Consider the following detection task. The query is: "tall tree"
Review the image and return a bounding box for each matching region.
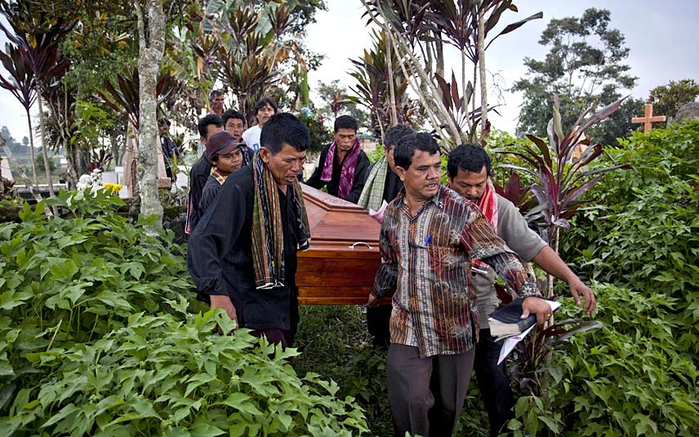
[134,0,165,232]
[513,8,637,139]
[647,79,699,124]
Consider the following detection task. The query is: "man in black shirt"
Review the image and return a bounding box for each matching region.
[187,113,311,347]
[185,114,223,234]
[306,115,369,204]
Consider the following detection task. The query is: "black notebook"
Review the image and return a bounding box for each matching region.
[488,298,559,340]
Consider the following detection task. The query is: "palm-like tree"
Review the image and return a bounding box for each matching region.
[0,42,39,186]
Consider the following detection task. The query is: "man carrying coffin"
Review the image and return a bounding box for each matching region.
[188,113,311,347]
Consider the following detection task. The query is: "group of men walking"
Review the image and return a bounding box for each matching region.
[185,94,596,436]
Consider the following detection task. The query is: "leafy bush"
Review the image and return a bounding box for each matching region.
[0,190,369,436]
[508,283,699,436]
[4,310,368,436]
[562,120,699,352]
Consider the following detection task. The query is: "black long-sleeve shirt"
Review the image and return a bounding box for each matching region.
[187,166,299,330]
[306,143,370,204]
[185,154,212,234]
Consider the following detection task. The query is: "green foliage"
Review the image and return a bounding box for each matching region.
[3,310,368,436]
[34,153,56,173]
[316,80,370,131]
[0,190,367,435]
[366,143,385,164]
[562,120,699,347]
[508,283,699,436]
[514,8,637,139]
[647,79,699,122]
[296,110,332,155]
[503,118,699,436]
[294,305,392,436]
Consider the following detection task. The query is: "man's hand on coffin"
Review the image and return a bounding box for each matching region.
[366,293,380,308]
[210,295,238,328]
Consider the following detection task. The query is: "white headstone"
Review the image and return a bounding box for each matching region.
[1,157,13,182]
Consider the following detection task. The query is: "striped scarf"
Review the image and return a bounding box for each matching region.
[320,138,361,199]
[210,167,228,185]
[357,156,389,212]
[251,152,311,289]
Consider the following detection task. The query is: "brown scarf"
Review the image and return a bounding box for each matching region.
[250,152,310,289]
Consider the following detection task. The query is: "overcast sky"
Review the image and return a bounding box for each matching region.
[1,0,698,145]
[305,0,699,133]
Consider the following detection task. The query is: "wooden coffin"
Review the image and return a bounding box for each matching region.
[297,184,390,305]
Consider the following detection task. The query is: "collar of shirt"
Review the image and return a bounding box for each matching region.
[396,186,445,217]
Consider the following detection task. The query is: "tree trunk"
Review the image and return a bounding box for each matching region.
[477,2,488,132]
[37,97,55,197]
[135,0,165,233]
[25,109,38,187]
[385,32,398,126]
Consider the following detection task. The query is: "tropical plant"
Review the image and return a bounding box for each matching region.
[0,0,74,198]
[361,0,542,146]
[0,42,38,187]
[348,29,414,139]
[496,94,631,253]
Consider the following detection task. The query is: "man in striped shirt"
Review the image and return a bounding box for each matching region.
[367,132,551,437]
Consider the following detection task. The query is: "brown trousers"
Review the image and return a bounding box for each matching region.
[387,344,476,437]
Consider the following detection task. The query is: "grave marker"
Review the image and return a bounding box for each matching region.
[632,103,666,134]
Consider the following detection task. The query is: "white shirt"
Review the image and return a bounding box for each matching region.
[241,125,262,152]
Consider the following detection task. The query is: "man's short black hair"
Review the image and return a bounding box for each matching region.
[197,114,223,139]
[222,109,245,125]
[261,113,310,155]
[447,144,492,179]
[333,115,358,133]
[383,124,414,151]
[209,89,224,100]
[394,132,440,170]
[253,96,278,115]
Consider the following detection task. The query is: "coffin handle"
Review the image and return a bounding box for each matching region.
[349,241,373,250]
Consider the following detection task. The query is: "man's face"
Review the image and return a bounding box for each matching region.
[211,95,225,112]
[158,123,169,135]
[449,166,488,202]
[334,128,357,153]
[225,118,245,140]
[215,148,243,175]
[260,143,307,187]
[257,103,275,126]
[386,144,397,173]
[396,149,441,201]
[202,124,223,144]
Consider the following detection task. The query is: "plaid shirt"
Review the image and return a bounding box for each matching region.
[371,186,540,358]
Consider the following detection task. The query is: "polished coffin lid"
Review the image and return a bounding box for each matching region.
[297,183,390,305]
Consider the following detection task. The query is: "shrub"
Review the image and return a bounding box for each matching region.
[0,190,369,436]
[508,283,699,436]
[562,120,699,352]
[3,310,368,436]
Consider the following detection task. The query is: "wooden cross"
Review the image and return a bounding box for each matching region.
[632,103,666,134]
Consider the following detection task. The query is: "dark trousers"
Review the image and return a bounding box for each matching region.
[474,328,515,436]
[387,343,476,437]
[367,305,392,347]
[251,327,296,349]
